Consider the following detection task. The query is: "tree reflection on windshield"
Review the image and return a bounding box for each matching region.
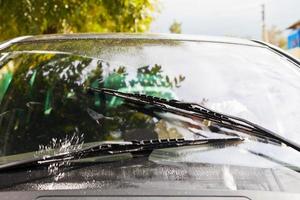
[0,52,185,156]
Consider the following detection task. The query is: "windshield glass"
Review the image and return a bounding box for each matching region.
[1,39,300,155]
[0,39,300,192]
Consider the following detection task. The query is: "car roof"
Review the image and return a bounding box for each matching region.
[1,33,263,49]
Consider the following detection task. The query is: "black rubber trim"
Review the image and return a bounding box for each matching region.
[251,40,300,67]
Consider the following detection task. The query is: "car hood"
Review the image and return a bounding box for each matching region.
[1,140,300,193]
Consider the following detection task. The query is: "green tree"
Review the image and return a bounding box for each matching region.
[0,0,158,41]
[169,20,182,34]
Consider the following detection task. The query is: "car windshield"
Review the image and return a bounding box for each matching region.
[0,39,300,155]
[0,36,300,192]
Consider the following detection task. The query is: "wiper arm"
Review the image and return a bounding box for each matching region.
[0,137,242,172]
[88,87,300,152]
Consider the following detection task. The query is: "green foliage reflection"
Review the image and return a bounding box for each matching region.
[0,52,185,156]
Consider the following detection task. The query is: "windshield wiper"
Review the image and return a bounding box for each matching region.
[87,87,300,152]
[0,137,242,172]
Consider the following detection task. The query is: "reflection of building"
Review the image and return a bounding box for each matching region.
[287,20,300,59]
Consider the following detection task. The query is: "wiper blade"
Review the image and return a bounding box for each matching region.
[88,87,300,152]
[0,137,242,172]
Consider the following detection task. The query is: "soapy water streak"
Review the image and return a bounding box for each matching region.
[35,132,85,181]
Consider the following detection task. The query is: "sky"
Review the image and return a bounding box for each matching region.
[150,0,300,39]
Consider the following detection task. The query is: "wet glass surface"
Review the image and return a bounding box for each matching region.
[1,39,300,192]
[0,51,191,156]
[1,40,300,156]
